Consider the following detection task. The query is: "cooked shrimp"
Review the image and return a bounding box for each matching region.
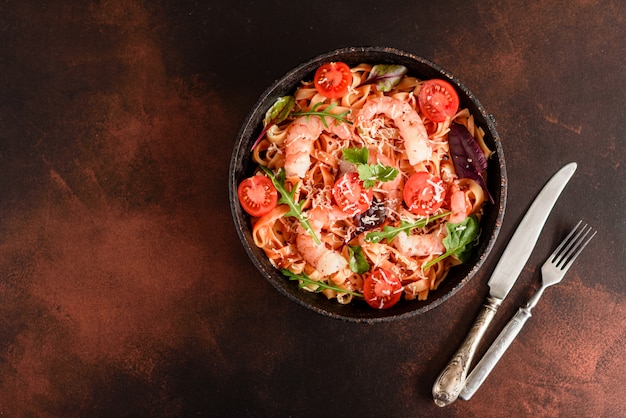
[284,116,352,178]
[356,96,431,166]
[392,230,445,257]
[296,207,349,276]
[449,183,472,224]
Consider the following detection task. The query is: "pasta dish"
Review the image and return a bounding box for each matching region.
[237,61,492,309]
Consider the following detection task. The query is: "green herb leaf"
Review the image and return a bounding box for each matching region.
[281,268,363,297]
[423,216,480,269]
[259,166,321,245]
[348,245,370,274]
[362,65,408,92]
[358,163,399,188]
[342,147,399,188]
[251,96,295,150]
[266,96,295,126]
[443,216,480,262]
[291,102,352,128]
[364,212,450,243]
[342,147,369,165]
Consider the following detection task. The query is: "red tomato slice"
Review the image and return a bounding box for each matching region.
[332,172,373,216]
[237,175,278,217]
[313,62,352,99]
[403,172,446,216]
[418,79,460,123]
[363,269,403,309]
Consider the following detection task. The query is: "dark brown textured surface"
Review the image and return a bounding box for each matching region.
[1,1,624,417]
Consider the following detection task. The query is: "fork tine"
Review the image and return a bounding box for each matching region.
[549,220,582,266]
[552,220,597,271]
[563,226,596,270]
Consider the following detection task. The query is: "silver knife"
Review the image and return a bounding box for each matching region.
[432,162,577,407]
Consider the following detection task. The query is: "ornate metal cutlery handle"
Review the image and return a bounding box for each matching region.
[432,296,502,407]
[459,306,532,400]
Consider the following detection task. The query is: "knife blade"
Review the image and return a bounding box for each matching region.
[432,162,577,407]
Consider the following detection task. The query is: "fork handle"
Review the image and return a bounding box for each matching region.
[432,295,501,407]
[459,307,532,400]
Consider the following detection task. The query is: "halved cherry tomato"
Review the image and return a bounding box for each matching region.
[403,172,446,216]
[332,172,373,216]
[363,268,403,309]
[237,175,278,217]
[417,79,460,123]
[313,62,352,99]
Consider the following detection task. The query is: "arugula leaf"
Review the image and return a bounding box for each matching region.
[291,102,352,128]
[364,212,450,243]
[361,64,408,92]
[348,245,370,274]
[342,147,399,188]
[281,268,363,297]
[259,166,321,245]
[423,216,480,269]
[251,96,295,150]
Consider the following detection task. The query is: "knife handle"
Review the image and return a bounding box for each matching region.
[432,295,502,407]
[459,306,532,400]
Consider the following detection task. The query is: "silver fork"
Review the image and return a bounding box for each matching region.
[459,220,596,400]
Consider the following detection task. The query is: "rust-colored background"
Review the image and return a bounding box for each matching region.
[1,1,625,417]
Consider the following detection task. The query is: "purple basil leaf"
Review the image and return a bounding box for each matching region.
[448,123,494,203]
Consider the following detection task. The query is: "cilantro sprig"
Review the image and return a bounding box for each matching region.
[342,147,399,188]
[364,212,450,243]
[281,269,363,298]
[260,165,321,245]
